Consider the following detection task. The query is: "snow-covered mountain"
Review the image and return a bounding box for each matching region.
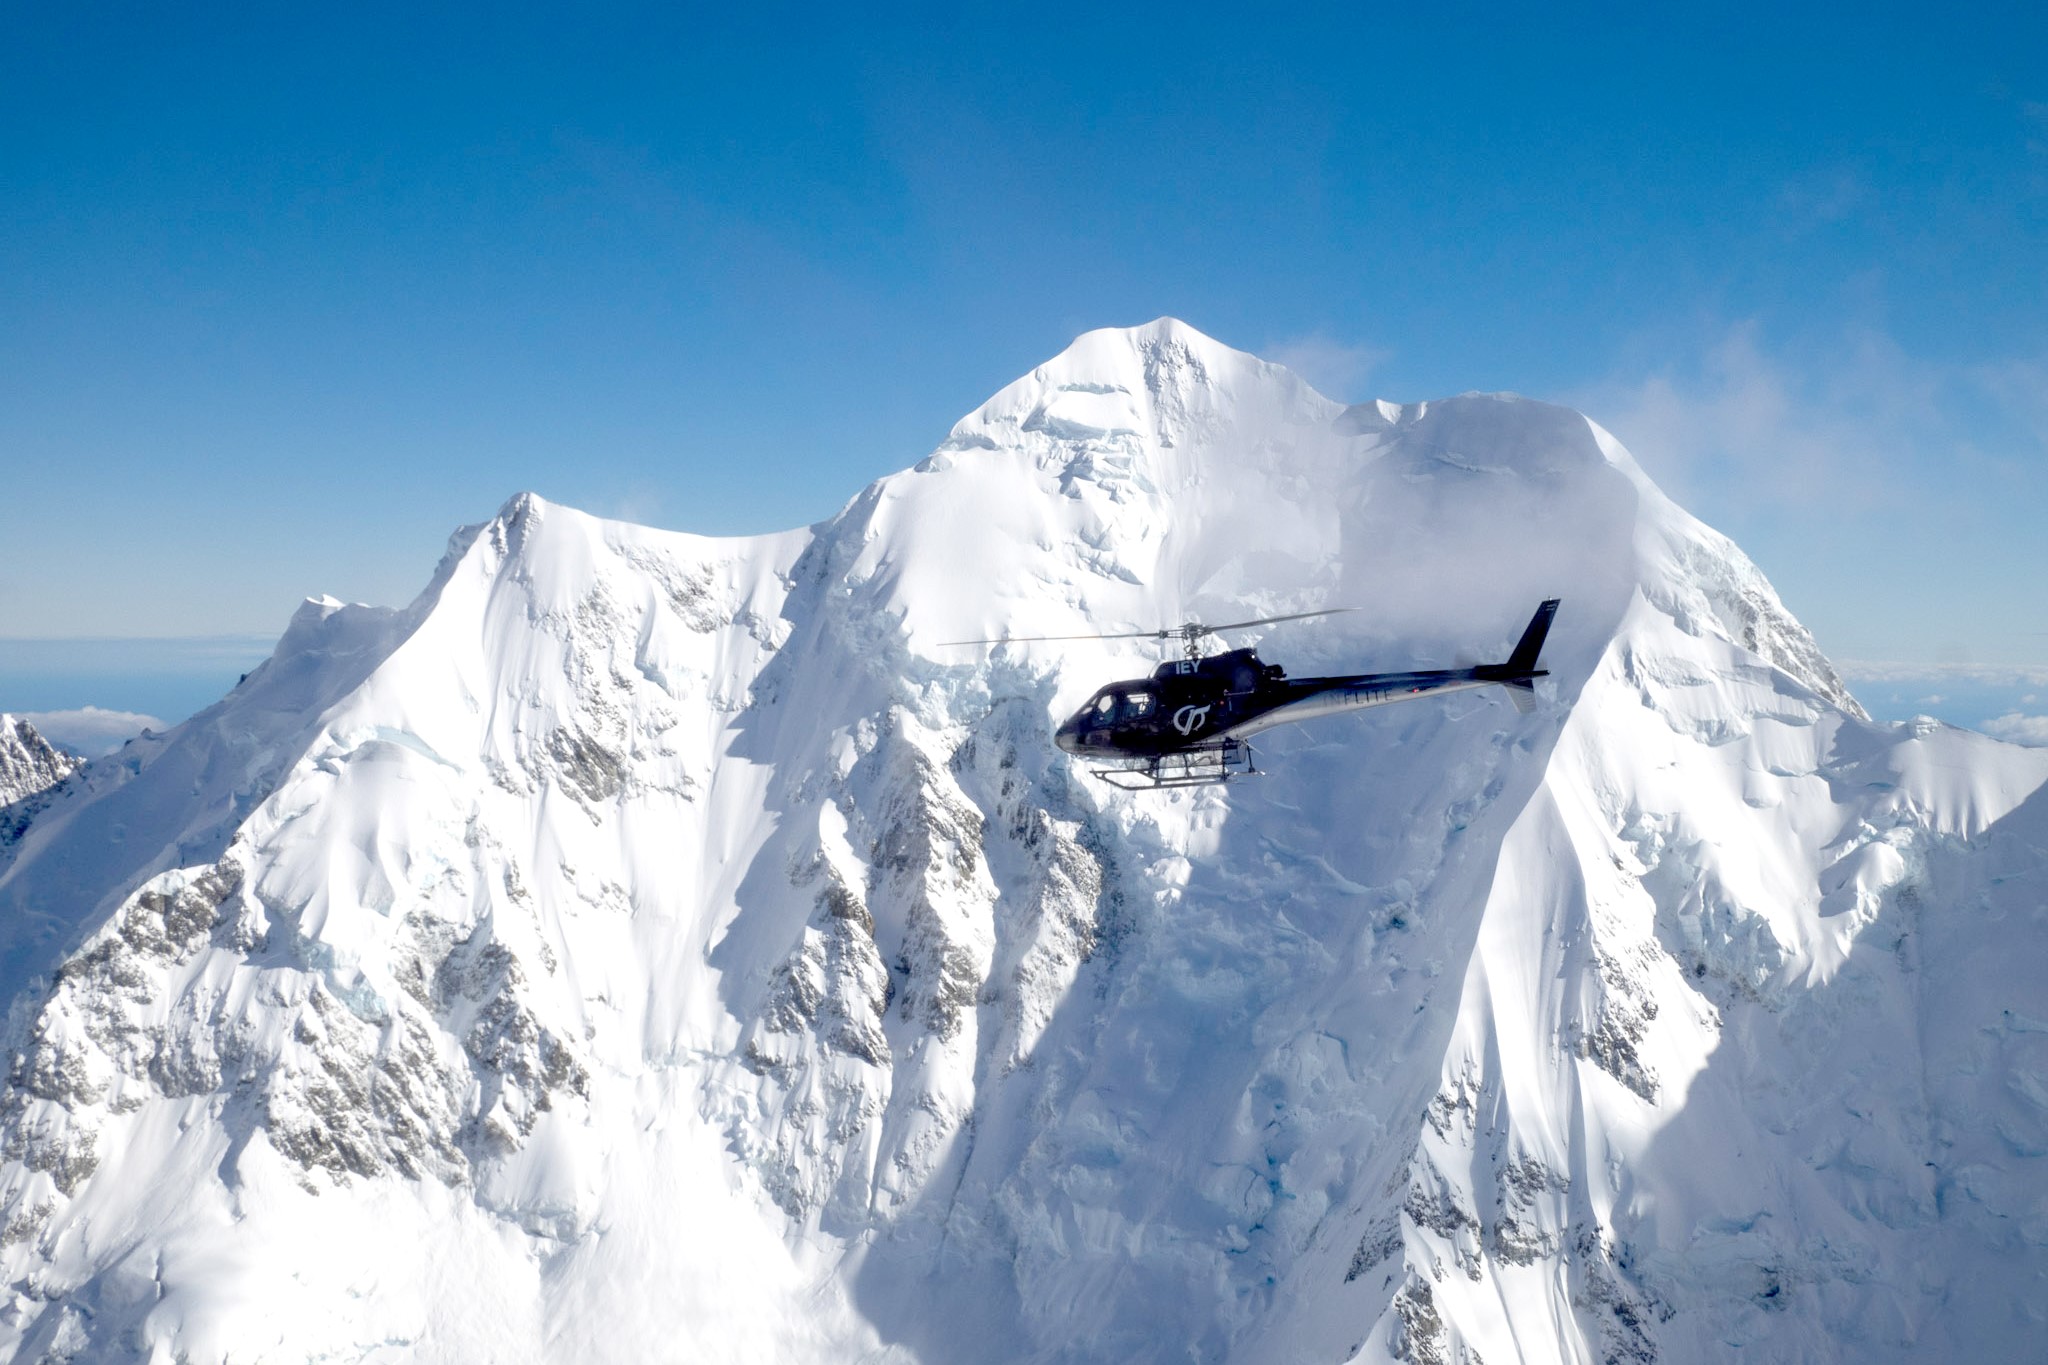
[1,319,2043,1364]
[0,717,81,851]
[0,717,77,809]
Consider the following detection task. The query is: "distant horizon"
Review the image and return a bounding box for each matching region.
[6,630,2045,755]
[7,307,2045,661]
[6,321,2047,748]
[6,5,2043,732]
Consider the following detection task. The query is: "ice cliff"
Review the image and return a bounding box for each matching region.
[0,320,2042,1363]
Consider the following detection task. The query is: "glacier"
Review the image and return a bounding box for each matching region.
[0,318,2043,1363]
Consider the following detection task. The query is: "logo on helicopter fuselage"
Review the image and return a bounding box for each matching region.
[1172,703,1212,736]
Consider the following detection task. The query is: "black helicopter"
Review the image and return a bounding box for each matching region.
[951,599,1558,788]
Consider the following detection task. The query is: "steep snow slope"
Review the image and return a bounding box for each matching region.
[0,320,2041,1364]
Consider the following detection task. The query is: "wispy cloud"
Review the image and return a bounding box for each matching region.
[0,636,276,674]
[602,482,668,529]
[23,706,163,756]
[1568,321,2048,674]
[1839,662,2048,686]
[1984,712,2048,747]
[2023,100,2048,159]
[1774,165,1870,231]
[1577,322,2048,523]
[1572,321,1957,512]
[1969,352,2048,451]
[1264,332,1390,403]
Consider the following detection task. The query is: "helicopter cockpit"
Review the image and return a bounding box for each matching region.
[1114,689,1155,719]
[1087,686,1155,724]
[1056,685,1157,752]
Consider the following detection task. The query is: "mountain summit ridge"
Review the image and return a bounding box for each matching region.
[0,321,2041,1363]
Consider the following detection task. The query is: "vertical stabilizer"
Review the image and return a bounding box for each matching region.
[1503,598,1560,676]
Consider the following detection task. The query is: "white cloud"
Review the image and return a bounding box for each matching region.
[23,707,164,757]
[1572,321,1951,512]
[1575,324,2048,550]
[1775,165,1869,229]
[1570,324,2048,676]
[602,480,668,528]
[1264,332,1390,404]
[1983,713,2048,747]
[1839,661,2048,687]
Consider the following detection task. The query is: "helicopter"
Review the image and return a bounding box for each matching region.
[948,599,1559,789]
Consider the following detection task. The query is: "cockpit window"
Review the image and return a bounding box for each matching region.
[1087,690,1156,725]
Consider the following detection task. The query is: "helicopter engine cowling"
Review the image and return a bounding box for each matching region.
[1199,648,1273,695]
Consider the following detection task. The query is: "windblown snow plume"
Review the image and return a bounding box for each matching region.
[0,321,2042,1363]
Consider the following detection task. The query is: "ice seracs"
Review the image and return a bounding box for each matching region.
[0,319,2042,1363]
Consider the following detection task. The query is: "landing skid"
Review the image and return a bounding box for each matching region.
[1090,740,1259,790]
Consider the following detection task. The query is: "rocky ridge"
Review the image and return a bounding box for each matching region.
[0,718,80,851]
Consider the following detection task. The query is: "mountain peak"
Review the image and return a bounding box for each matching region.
[940,317,1337,457]
[1056,315,1251,380]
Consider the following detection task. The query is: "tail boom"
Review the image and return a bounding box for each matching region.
[1218,599,1562,741]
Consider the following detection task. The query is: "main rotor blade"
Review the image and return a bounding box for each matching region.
[939,608,1356,647]
[1192,607,1358,635]
[936,628,1170,646]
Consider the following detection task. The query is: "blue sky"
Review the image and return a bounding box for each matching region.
[4,3,2045,735]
